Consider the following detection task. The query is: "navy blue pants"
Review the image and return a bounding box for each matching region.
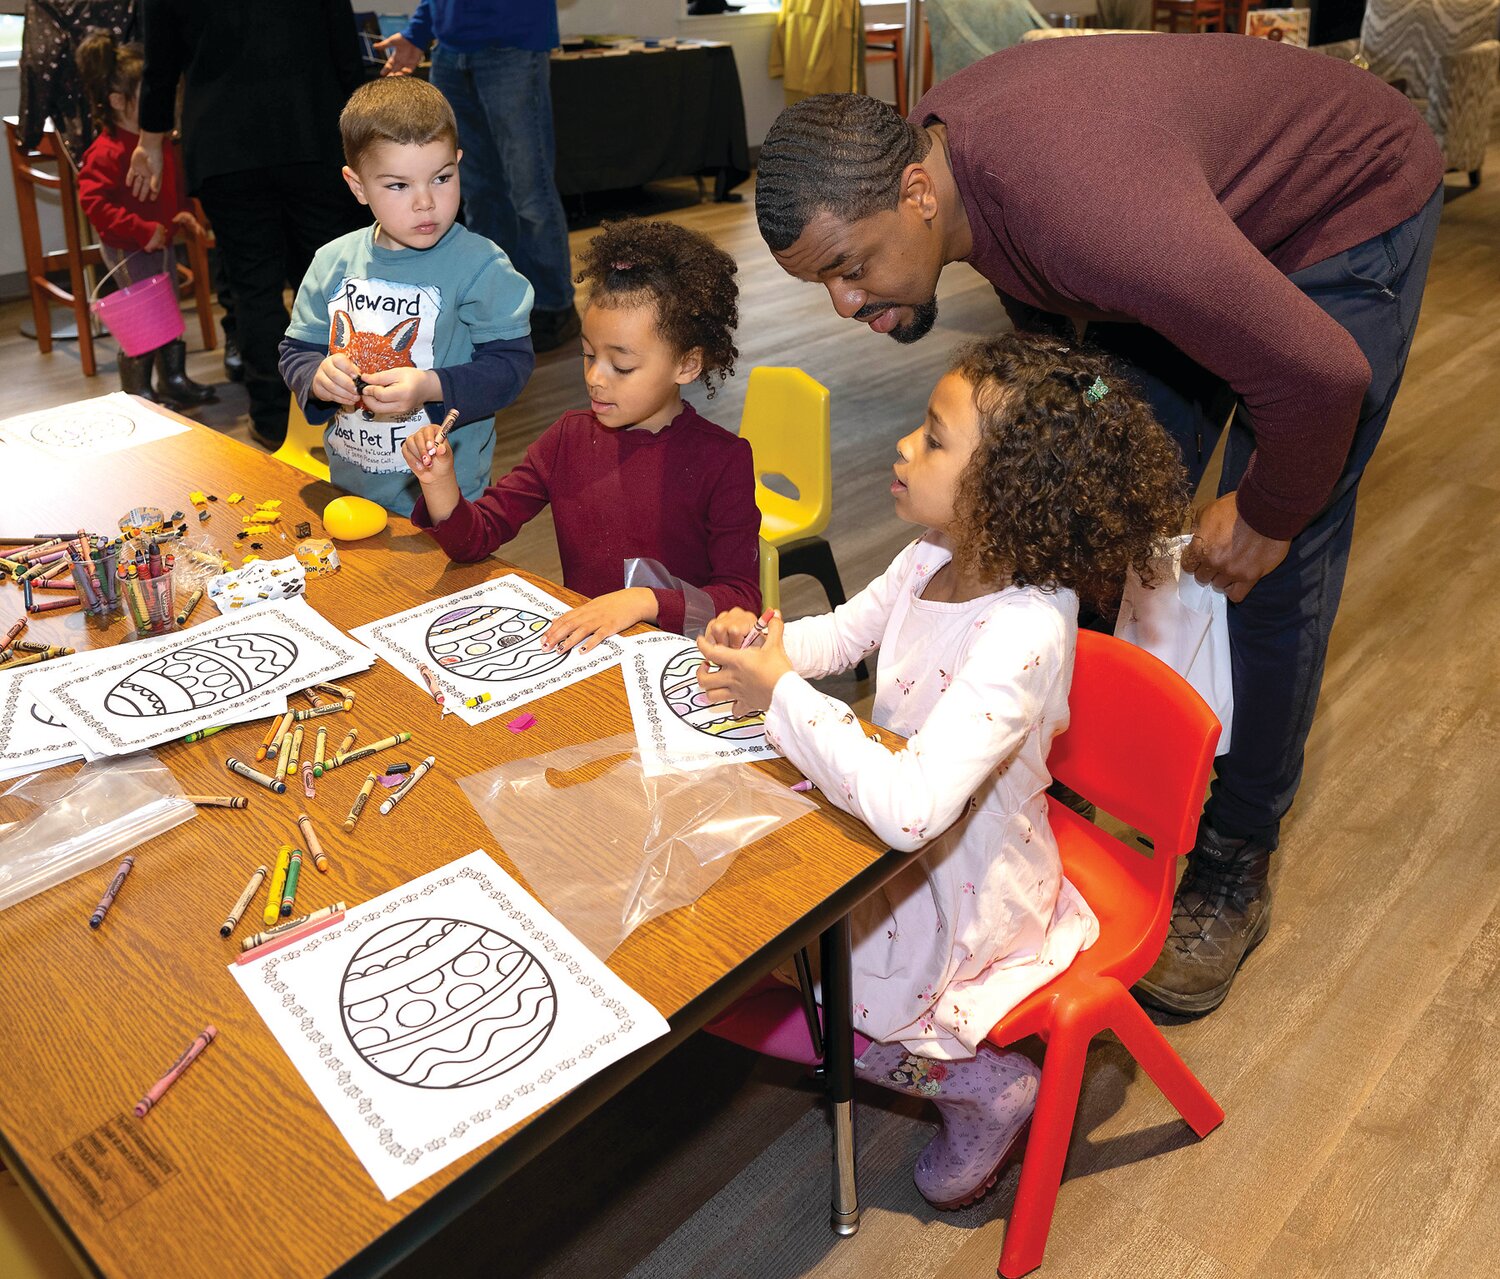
[1089,186,1442,846]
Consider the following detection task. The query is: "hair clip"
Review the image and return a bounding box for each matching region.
[1085,376,1109,404]
[611,260,635,271]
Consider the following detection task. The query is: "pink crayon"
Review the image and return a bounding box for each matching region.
[134,1026,217,1118]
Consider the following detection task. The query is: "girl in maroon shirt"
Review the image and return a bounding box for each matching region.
[76,32,214,409]
[403,219,761,649]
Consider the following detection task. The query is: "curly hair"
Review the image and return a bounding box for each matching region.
[756,94,931,251]
[574,219,739,398]
[76,33,143,136]
[949,333,1189,607]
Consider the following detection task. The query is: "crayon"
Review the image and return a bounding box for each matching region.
[297,813,329,872]
[238,901,346,951]
[226,756,286,794]
[3,618,27,648]
[331,732,411,770]
[180,725,228,744]
[185,795,248,809]
[287,725,303,775]
[134,1026,217,1118]
[790,779,817,793]
[336,727,358,756]
[343,770,378,832]
[417,663,445,709]
[739,608,775,650]
[385,761,411,775]
[28,596,80,613]
[175,586,204,627]
[292,702,346,722]
[13,641,73,655]
[0,651,46,671]
[255,715,281,762]
[313,726,327,776]
[301,760,316,799]
[220,864,268,935]
[463,692,492,709]
[268,709,295,761]
[32,580,83,593]
[379,754,436,815]
[262,846,290,926]
[279,846,303,916]
[88,855,135,929]
[236,908,345,964]
[274,731,294,785]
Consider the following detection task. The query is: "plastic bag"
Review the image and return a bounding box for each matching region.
[623,557,717,638]
[1115,535,1233,753]
[0,752,196,912]
[457,733,816,959]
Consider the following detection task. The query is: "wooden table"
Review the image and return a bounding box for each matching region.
[0,405,908,1278]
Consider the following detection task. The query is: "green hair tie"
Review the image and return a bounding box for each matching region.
[1085,376,1109,404]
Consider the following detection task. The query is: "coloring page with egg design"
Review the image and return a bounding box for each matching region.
[30,597,373,757]
[0,391,189,457]
[351,575,626,725]
[231,850,668,1200]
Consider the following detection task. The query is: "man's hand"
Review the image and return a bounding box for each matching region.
[1181,491,1291,604]
[542,589,658,654]
[128,134,164,200]
[374,32,425,76]
[695,611,794,717]
[360,366,441,417]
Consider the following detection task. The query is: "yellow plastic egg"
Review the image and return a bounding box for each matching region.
[322,496,388,541]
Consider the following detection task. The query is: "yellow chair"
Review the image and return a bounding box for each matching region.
[740,367,866,679]
[272,395,330,482]
[759,536,780,613]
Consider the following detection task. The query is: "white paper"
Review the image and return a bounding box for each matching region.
[29,598,372,758]
[0,661,94,779]
[351,575,624,726]
[0,392,189,457]
[621,631,777,777]
[207,556,307,614]
[231,850,669,1200]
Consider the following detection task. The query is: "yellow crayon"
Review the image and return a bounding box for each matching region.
[313,726,327,777]
[331,731,411,770]
[262,845,291,926]
[287,725,303,775]
[342,771,379,833]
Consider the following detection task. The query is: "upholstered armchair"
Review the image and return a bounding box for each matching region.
[1317,0,1499,185]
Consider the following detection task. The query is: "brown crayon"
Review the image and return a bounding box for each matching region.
[296,813,329,872]
[220,865,268,936]
[89,855,135,929]
[184,794,248,809]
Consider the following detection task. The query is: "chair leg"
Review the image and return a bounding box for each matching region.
[1109,990,1224,1138]
[999,1022,1091,1279]
[778,537,870,681]
[1469,169,1482,189]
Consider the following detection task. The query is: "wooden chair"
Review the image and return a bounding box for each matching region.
[5,116,103,375]
[864,18,933,116]
[1153,0,1226,31]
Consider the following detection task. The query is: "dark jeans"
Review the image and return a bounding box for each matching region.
[1089,185,1442,846]
[196,161,363,438]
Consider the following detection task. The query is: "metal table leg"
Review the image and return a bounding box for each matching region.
[821,915,859,1235]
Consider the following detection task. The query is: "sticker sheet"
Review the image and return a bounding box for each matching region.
[231,850,669,1200]
[622,630,777,777]
[0,392,189,457]
[207,556,307,614]
[29,598,372,758]
[351,575,624,726]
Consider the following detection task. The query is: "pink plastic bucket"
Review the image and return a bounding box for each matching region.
[90,263,183,356]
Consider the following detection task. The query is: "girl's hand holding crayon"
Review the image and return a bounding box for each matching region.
[696,610,793,716]
[542,588,658,654]
[702,607,761,649]
[313,354,362,408]
[401,423,456,484]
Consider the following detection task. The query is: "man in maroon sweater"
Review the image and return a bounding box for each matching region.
[754,34,1444,1015]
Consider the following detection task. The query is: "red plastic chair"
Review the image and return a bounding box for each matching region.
[986,628,1223,1276]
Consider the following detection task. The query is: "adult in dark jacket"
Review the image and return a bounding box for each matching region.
[754,34,1444,1016]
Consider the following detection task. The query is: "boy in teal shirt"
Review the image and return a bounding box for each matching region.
[279,76,534,513]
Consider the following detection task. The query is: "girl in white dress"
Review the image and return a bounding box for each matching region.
[700,333,1188,1209]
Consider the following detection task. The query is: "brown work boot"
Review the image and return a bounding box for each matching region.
[1134,822,1272,1016]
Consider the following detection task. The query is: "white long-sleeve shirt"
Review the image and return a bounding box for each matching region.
[764,535,1099,1058]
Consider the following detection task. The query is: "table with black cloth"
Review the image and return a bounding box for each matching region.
[548,45,750,201]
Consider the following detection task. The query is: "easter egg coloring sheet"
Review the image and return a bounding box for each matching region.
[231,850,668,1199]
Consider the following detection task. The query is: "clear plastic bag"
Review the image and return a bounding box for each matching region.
[0,752,196,912]
[457,733,816,959]
[623,556,717,638]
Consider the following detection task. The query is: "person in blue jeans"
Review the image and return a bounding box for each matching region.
[376,1,580,353]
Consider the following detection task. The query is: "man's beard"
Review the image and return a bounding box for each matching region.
[854,299,940,344]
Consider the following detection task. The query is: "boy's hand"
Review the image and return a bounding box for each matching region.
[361,366,440,417]
[400,423,455,484]
[696,612,793,717]
[171,210,205,239]
[312,354,361,408]
[702,608,761,649]
[542,588,658,655]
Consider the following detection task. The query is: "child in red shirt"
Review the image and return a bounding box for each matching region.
[76,32,215,410]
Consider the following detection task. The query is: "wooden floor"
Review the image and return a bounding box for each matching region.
[4,124,1499,1279]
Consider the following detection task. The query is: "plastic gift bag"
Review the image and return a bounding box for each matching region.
[0,752,196,913]
[623,557,717,638]
[457,733,816,959]
[1115,535,1234,753]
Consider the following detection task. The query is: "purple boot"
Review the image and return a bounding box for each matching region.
[855,1040,1039,1210]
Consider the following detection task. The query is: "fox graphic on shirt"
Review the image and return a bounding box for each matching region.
[323,276,441,475]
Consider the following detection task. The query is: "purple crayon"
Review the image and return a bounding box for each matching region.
[89,855,135,929]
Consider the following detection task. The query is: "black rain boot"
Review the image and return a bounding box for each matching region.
[1134,821,1273,1016]
[223,334,244,382]
[154,339,218,409]
[117,351,159,402]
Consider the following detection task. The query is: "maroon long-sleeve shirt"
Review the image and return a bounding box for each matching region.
[914,34,1443,540]
[412,402,762,633]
